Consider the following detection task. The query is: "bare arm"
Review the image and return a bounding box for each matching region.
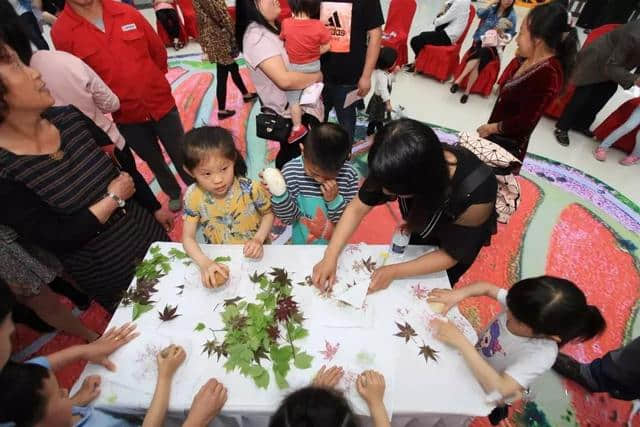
[142,377,172,427]
[319,42,331,55]
[253,212,274,244]
[363,28,382,80]
[324,196,373,262]
[182,219,211,269]
[389,248,458,278]
[258,55,321,90]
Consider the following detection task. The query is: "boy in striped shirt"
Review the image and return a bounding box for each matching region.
[271,123,359,244]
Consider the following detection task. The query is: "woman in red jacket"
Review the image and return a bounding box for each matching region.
[476,2,579,172]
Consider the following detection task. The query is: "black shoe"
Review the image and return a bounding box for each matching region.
[218,109,236,119]
[573,127,594,138]
[242,93,258,102]
[552,353,598,392]
[554,128,570,146]
[460,94,469,104]
[450,83,460,94]
[404,63,416,73]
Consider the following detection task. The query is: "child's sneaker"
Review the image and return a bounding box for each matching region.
[288,125,308,144]
[593,147,607,161]
[619,155,640,166]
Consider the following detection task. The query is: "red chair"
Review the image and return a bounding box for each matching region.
[381,0,417,67]
[415,4,475,82]
[453,48,500,96]
[594,97,640,154]
[543,23,621,119]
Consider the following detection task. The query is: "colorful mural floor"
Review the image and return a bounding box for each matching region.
[14,55,640,426]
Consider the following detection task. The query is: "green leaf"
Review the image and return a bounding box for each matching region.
[293,352,313,370]
[274,370,288,389]
[254,368,270,389]
[214,256,231,263]
[132,303,153,321]
[168,248,188,259]
[290,326,309,341]
[194,322,206,332]
[150,245,161,254]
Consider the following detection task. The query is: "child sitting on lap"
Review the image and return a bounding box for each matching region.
[267,123,359,244]
[182,126,274,287]
[280,0,331,143]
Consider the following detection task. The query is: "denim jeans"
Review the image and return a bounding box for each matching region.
[599,106,640,157]
[322,83,357,143]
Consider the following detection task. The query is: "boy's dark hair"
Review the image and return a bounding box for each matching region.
[269,386,359,427]
[507,276,606,345]
[303,123,351,173]
[0,278,15,322]
[183,126,247,177]
[376,46,398,70]
[0,361,50,427]
[288,0,321,19]
[0,0,33,65]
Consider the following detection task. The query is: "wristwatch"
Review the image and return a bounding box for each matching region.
[106,192,126,208]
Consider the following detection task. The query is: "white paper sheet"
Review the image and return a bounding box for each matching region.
[343,88,363,108]
[300,82,324,105]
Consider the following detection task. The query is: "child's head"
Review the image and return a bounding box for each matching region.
[288,0,321,18]
[300,123,351,184]
[0,279,15,370]
[506,276,606,345]
[269,386,359,427]
[0,362,72,427]
[376,46,398,71]
[183,126,247,198]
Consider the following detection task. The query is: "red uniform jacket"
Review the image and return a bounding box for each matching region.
[51,0,175,124]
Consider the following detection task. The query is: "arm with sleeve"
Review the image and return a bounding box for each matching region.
[271,164,304,225]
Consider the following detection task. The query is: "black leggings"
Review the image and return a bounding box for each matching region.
[216,62,248,111]
[410,28,451,56]
[156,9,181,39]
[467,42,498,71]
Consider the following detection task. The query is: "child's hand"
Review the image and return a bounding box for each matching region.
[184,379,228,427]
[430,318,468,348]
[71,375,102,406]
[368,265,398,294]
[313,365,344,388]
[157,344,186,379]
[320,180,338,202]
[83,323,139,371]
[356,370,386,407]
[427,288,465,315]
[385,101,393,112]
[243,238,264,259]
[200,260,229,288]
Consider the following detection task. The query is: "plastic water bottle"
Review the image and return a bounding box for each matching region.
[390,226,410,255]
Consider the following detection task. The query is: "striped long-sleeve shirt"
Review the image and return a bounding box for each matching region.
[271,156,359,244]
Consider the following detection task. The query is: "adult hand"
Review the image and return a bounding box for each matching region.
[477,123,498,138]
[312,256,338,291]
[184,379,228,427]
[430,318,468,349]
[71,375,101,406]
[426,288,465,315]
[154,209,174,232]
[313,365,344,388]
[243,238,264,259]
[200,261,229,288]
[356,370,386,407]
[368,265,397,294]
[83,323,139,371]
[320,180,338,202]
[107,172,135,200]
[357,74,372,97]
[157,345,186,380]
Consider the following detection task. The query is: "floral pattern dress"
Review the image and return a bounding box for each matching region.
[183,177,272,243]
[193,0,237,65]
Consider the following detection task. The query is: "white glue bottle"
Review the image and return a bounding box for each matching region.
[390,226,410,255]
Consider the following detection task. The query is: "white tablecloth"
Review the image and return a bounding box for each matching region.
[73,243,493,426]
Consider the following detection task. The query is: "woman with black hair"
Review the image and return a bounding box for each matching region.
[477,1,579,168]
[312,118,498,290]
[235,0,323,168]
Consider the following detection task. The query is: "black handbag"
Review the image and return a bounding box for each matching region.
[256,107,292,143]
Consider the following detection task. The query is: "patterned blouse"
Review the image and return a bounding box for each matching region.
[183,177,272,244]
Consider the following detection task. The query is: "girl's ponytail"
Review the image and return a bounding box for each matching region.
[577,305,606,342]
[555,26,579,81]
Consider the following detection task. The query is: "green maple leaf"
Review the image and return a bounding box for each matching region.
[253,367,270,389]
[132,303,153,321]
[274,370,288,389]
[194,322,206,332]
[249,271,265,283]
[214,256,232,263]
[168,248,188,260]
[293,352,313,369]
[223,296,243,307]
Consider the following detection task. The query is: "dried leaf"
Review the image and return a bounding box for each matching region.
[418,343,439,365]
[223,296,243,307]
[270,268,292,286]
[297,275,314,287]
[202,339,228,361]
[249,271,265,283]
[158,304,181,321]
[275,296,298,322]
[394,321,417,343]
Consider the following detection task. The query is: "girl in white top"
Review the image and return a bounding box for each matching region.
[366,46,399,136]
[428,276,605,405]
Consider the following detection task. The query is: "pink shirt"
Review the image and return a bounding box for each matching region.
[30,50,125,149]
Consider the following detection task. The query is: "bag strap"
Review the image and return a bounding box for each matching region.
[447,163,493,218]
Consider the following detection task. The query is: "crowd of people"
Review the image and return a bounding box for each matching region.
[0,0,639,425]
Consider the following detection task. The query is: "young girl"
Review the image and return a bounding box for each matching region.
[154,0,184,50]
[280,0,331,143]
[428,276,605,422]
[594,105,640,166]
[182,127,274,288]
[366,46,398,137]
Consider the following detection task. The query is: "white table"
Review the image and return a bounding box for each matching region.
[74,243,493,426]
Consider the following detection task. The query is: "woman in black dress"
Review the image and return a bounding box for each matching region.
[0,41,168,311]
[312,119,497,290]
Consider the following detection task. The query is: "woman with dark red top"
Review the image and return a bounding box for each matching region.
[476,2,579,172]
